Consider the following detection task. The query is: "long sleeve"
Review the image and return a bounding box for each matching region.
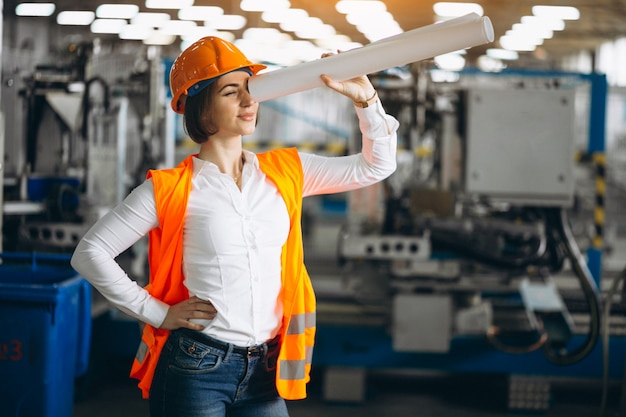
[70,180,170,327]
[300,98,399,196]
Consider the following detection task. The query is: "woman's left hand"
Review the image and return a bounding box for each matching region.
[319,51,377,104]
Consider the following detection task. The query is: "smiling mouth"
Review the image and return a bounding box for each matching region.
[239,113,256,121]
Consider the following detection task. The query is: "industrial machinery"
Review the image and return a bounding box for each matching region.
[312,69,625,412]
[2,39,170,263]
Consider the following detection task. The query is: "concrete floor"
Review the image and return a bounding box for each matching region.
[72,355,623,417]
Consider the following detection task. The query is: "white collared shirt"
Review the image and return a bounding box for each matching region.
[71,101,398,345]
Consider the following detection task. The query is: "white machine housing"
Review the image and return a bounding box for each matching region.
[464,87,577,207]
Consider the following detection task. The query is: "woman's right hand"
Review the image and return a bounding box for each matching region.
[160,296,217,331]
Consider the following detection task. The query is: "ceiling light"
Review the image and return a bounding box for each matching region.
[160,20,197,36]
[336,1,386,15]
[499,35,537,52]
[132,12,170,27]
[57,11,95,26]
[208,15,247,31]
[96,4,139,19]
[434,53,466,71]
[180,27,219,42]
[91,18,127,34]
[261,9,294,24]
[521,15,564,31]
[360,24,403,42]
[15,3,55,17]
[143,31,176,45]
[295,22,336,40]
[510,24,553,40]
[240,0,290,12]
[179,6,224,21]
[146,0,193,9]
[180,31,235,49]
[339,2,403,43]
[433,2,483,17]
[120,24,153,40]
[277,9,309,32]
[486,48,519,60]
[316,35,361,51]
[502,32,543,47]
[532,5,580,20]
[242,27,289,43]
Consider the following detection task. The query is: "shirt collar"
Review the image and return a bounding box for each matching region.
[191,149,259,178]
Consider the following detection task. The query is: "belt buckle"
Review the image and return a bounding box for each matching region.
[247,346,261,357]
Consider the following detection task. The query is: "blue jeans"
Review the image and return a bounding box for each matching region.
[149,329,289,417]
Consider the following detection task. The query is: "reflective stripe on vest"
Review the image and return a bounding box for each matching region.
[135,340,148,363]
[286,311,316,335]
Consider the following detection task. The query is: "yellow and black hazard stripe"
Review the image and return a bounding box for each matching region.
[592,152,606,250]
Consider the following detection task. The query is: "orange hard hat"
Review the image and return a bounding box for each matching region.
[169,36,267,114]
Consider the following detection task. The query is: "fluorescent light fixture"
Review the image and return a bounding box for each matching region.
[510,24,553,40]
[57,11,95,26]
[295,23,336,40]
[351,10,402,42]
[210,14,247,30]
[499,35,537,52]
[532,5,580,20]
[336,0,386,15]
[486,48,519,60]
[434,53,466,71]
[503,32,543,47]
[143,31,176,45]
[91,18,127,34]
[240,0,290,12]
[146,0,193,9]
[277,9,309,31]
[16,3,55,17]
[360,24,403,42]
[132,12,170,27]
[337,1,402,43]
[521,15,564,31]
[433,2,483,17]
[261,8,295,24]
[316,35,361,51]
[96,4,139,19]
[179,6,224,21]
[242,27,289,43]
[181,31,235,48]
[160,20,197,36]
[284,40,324,62]
[120,24,153,40]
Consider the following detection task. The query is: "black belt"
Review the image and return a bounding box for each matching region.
[177,328,279,358]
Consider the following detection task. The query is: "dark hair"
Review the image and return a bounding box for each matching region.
[183,82,217,144]
[182,77,260,143]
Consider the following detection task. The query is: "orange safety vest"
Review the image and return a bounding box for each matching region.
[130,147,316,400]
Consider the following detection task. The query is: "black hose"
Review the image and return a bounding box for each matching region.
[541,207,601,365]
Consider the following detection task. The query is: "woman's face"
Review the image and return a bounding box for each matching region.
[209,70,258,139]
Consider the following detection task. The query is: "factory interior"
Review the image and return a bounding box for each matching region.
[1,0,626,416]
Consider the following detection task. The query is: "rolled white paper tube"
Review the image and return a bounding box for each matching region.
[249,13,494,102]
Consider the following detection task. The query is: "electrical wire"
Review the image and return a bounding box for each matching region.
[600,266,626,417]
[486,318,549,354]
[541,207,601,365]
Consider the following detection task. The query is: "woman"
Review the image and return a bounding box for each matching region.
[71,36,398,417]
